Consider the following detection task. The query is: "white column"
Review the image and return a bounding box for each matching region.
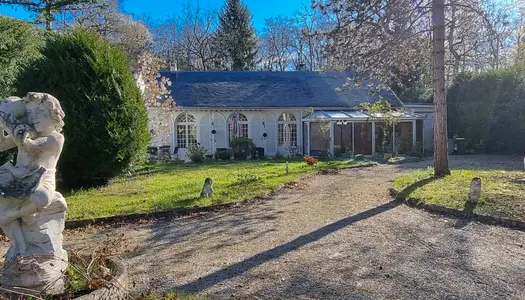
[299,111,303,153]
[371,121,376,155]
[412,119,417,146]
[329,121,335,156]
[171,117,175,152]
[307,121,311,156]
[352,122,355,154]
[422,117,426,156]
[211,112,216,153]
[392,124,396,154]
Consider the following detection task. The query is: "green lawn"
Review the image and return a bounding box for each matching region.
[394,168,525,222]
[66,159,373,221]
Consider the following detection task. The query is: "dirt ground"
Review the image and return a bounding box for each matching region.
[5,155,525,299]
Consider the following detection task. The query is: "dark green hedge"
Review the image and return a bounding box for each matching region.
[0,17,43,164]
[17,29,150,189]
[447,68,525,153]
[0,16,43,98]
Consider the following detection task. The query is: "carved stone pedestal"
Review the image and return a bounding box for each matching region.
[0,192,68,294]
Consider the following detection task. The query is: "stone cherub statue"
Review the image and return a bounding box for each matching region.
[0,93,68,294]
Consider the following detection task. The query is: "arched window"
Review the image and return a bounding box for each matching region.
[278,112,297,146]
[228,112,248,142]
[176,113,197,148]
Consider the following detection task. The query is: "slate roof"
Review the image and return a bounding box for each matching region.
[160,71,403,109]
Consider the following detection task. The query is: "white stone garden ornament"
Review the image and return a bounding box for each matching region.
[0,93,67,294]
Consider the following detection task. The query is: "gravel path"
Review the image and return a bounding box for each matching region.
[11,155,525,299]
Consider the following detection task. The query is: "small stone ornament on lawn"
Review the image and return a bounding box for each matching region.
[468,177,481,203]
[200,177,214,198]
[0,93,67,295]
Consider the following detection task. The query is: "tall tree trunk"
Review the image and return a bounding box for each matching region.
[45,3,52,30]
[432,0,451,176]
[447,3,461,77]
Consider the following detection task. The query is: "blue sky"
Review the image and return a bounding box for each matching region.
[0,0,311,31]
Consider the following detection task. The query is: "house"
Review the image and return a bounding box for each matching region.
[150,71,434,159]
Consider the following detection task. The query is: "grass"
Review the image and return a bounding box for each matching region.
[394,168,525,222]
[66,159,374,221]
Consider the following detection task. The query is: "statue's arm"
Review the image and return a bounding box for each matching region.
[18,134,63,153]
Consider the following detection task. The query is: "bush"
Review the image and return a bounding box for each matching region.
[448,68,525,154]
[229,137,256,160]
[0,16,43,98]
[235,173,259,185]
[187,143,207,163]
[0,17,42,166]
[215,149,232,160]
[17,29,149,189]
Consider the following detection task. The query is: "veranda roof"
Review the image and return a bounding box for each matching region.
[303,110,424,121]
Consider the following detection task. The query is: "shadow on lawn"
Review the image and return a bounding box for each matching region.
[392,155,524,171]
[174,200,401,293]
[128,161,248,178]
[396,176,439,202]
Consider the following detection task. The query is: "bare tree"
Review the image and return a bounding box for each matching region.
[314,0,432,80]
[150,15,178,69]
[177,2,220,70]
[446,0,484,78]
[313,0,452,175]
[261,16,296,71]
[57,0,121,34]
[58,0,152,69]
[479,0,517,69]
[151,2,220,71]
[259,8,329,72]
[513,4,525,65]
[293,4,329,71]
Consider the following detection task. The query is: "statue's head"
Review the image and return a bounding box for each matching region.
[23,93,65,133]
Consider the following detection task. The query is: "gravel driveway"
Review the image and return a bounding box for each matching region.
[23,156,525,299]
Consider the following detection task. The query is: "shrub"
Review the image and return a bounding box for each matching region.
[448,68,525,154]
[304,155,318,166]
[229,137,256,160]
[187,143,207,163]
[235,173,259,185]
[0,16,43,98]
[215,149,232,160]
[0,17,43,166]
[286,146,299,158]
[17,29,150,189]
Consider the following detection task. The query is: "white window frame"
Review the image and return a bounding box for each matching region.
[175,113,197,149]
[278,112,298,147]
[228,112,249,142]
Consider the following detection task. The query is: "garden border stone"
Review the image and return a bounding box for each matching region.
[389,188,525,231]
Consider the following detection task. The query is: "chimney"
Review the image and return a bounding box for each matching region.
[296,63,306,71]
[169,62,178,72]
